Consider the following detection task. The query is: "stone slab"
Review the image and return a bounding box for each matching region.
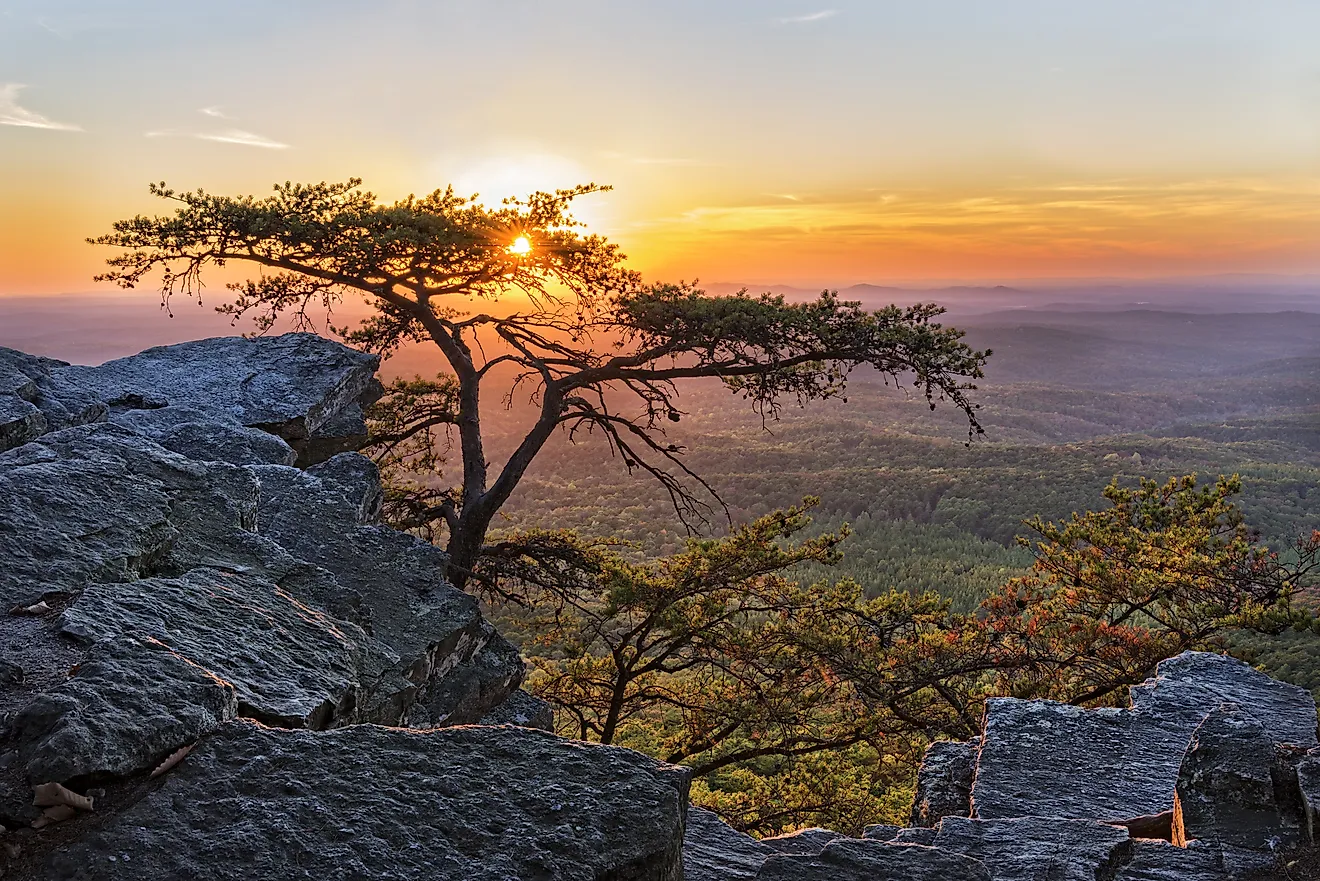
[38,722,690,881]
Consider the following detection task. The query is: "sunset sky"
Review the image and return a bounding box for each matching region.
[3,0,1320,295]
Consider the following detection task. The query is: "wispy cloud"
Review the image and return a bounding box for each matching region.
[195,129,288,149]
[198,106,230,119]
[774,9,838,24]
[145,123,289,149]
[0,84,81,131]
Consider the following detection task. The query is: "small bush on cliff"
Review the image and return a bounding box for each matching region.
[92,180,987,590]
[506,476,1316,834]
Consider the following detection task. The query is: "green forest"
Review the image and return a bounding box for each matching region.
[491,310,1320,698]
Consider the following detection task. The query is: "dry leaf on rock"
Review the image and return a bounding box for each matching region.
[151,742,196,778]
[31,782,93,811]
[31,805,77,829]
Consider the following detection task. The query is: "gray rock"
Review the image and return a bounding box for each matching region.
[893,826,939,845]
[933,817,1132,881]
[1132,652,1318,748]
[404,622,525,727]
[1298,755,1320,842]
[39,722,690,881]
[480,688,555,731]
[0,423,260,612]
[1113,840,1227,881]
[306,452,383,521]
[756,839,991,881]
[0,395,46,453]
[863,824,902,841]
[60,569,364,729]
[301,402,372,465]
[10,633,237,783]
[761,827,844,855]
[1174,706,1303,854]
[911,738,978,827]
[973,698,1188,827]
[971,652,1318,828]
[110,406,296,465]
[0,347,105,451]
[684,807,773,881]
[252,463,519,726]
[51,333,381,464]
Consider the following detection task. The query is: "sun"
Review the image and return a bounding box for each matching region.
[508,235,532,256]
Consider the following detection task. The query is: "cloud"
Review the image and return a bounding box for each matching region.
[774,9,838,24]
[195,129,289,149]
[0,84,81,131]
[145,127,290,149]
[198,106,230,119]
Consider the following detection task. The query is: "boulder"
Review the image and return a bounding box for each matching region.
[0,423,262,611]
[893,827,938,845]
[50,334,382,465]
[110,406,296,466]
[973,698,1187,829]
[59,569,365,730]
[971,652,1318,827]
[683,807,773,881]
[251,461,521,726]
[10,633,237,783]
[0,395,46,453]
[404,623,525,727]
[911,737,978,827]
[1298,755,1320,842]
[1173,706,1303,854]
[1132,652,1319,748]
[37,722,691,881]
[933,816,1132,881]
[0,347,105,453]
[480,689,555,731]
[863,824,902,841]
[1113,840,1227,881]
[761,827,844,855]
[756,839,991,881]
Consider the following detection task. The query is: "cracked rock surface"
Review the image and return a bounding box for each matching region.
[0,335,526,855]
[11,634,237,784]
[50,333,382,464]
[971,652,1319,827]
[756,838,992,881]
[37,722,690,881]
[683,807,773,881]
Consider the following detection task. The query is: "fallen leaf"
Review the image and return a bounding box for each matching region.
[31,782,93,811]
[151,742,196,778]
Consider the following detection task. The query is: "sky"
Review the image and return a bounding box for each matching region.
[2,0,1320,296]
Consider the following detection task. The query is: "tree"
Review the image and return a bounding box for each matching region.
[803,474,1319,743]
[507,476,1316,833]
[92,180,989,589]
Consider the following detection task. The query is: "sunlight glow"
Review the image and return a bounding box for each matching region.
[508,236,532,255]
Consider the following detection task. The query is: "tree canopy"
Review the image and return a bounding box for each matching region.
[94,180,990,587]
[505,475,1316,833]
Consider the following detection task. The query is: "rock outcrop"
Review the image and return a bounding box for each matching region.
[680,650,1320,881]
[972,652,1318,835]
[44,723,689,881]
[683,807,774,881]
[909,736,979,827]
[4,333,1320,880]
[0,334,617,876]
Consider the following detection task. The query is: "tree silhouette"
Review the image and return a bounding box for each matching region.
[93,180,989,589]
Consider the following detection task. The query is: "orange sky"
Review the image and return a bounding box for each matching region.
[3,2,1320,295]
